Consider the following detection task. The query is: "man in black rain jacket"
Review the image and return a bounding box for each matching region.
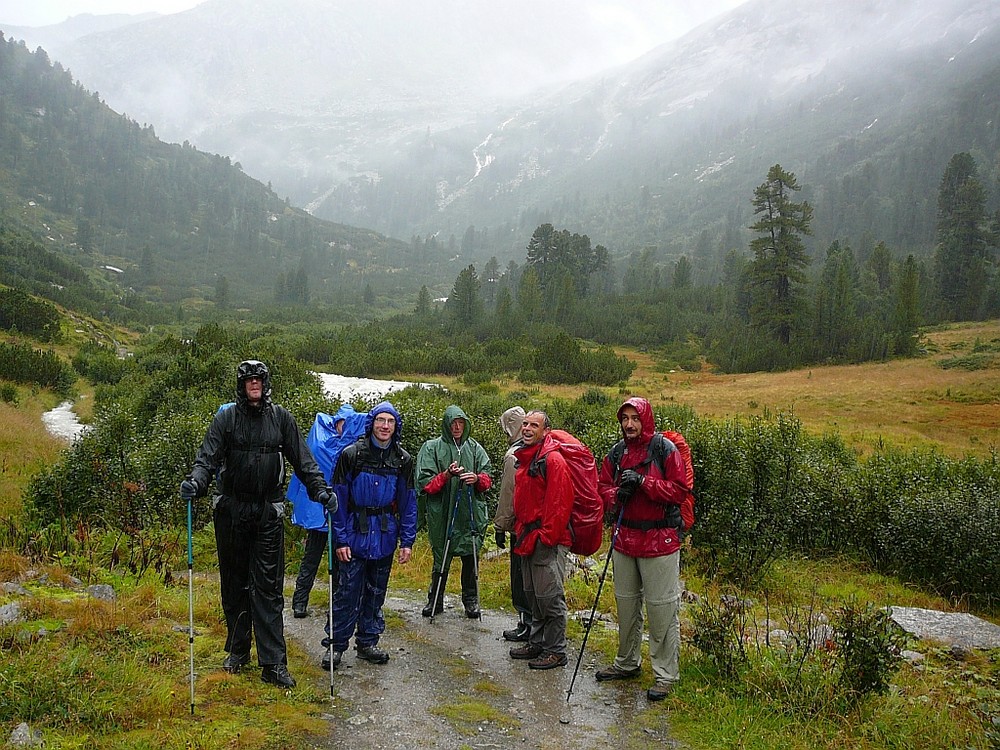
[181,360,335,688]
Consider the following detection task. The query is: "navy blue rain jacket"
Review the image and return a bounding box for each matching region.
[330,401,417,560]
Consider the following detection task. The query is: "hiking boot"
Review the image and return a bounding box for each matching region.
[422,571,446,617]
[260,664,296,688]
[502,621,530,642]
[356,644,390,664]
[509,643,544,660]
[646,682,673,701]
[528,652,568,670]
[464,605,481,619]
[222,651,250,674]
[595,665,641,682]
[421,600,444,617]
[321,651,342,671]
[292,606,308,618]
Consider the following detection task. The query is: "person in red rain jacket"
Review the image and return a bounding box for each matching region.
[595,397,690,701]
[509,410,574,670]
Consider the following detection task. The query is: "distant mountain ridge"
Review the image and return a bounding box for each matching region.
[5,0,1000,277]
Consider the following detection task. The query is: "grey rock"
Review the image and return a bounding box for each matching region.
[768,628,792,646]
[0,601,22,625]
[86,584,116,602]
[901,649,925,664]
[8,722,43,747]
[890,606,1000,650]
[2,582,29,596]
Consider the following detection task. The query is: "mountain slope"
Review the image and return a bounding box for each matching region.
[0,34,426,311]
[319,0,1000,268]
[6,0,1000,278]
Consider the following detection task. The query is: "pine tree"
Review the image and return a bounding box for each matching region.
[215,274,230,309]
[747,164,813,346]
[446,264,482,325]
[517,266,543,323]
[673,255,693,289]
[415,285,431,317]
[892,254,920,355]
[934,153,992,321]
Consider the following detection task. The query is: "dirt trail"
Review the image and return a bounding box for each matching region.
[283,589,679,749]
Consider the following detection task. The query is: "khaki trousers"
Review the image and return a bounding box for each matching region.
[611,549,680,686]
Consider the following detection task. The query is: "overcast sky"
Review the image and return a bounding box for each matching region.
[2,1,749,56]
[0,0,201,27]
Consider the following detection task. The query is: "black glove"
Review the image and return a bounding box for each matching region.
[603,505,620,527]
[316,487,338,515]
[616,484,635,506]
[619,469,644,491]
[180,479,198,501]
[495,529,506,548]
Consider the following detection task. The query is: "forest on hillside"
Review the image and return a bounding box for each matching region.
[1,35,999,375]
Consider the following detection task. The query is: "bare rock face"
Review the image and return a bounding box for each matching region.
[889,606,1000,651]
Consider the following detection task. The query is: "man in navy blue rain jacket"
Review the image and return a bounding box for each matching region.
[322,401,417,669]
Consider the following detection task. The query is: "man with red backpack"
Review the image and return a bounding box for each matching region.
[509,410,574,670]
[596,397,691,701]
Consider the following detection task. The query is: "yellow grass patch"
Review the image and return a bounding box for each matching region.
[424,320,1000,458]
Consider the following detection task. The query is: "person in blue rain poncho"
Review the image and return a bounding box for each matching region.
[286,404,367,618]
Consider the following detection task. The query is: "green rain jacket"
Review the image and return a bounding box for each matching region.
[415,405,493,560]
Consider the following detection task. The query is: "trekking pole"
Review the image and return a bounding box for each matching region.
[430,486,462,624]
[327,510,335,699]
[566,503,625,702]
[464,485,481,618]
[186,496,195,715]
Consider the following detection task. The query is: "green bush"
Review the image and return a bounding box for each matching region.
[832,601,906,704]
[22,323,1000,608]
[0,341,75,395]
[692,594,906,716]
[72,341,132,385]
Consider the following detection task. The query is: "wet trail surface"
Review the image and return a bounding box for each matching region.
[283,590,679,749]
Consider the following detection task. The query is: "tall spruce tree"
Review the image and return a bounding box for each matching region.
[892,254,920,355]
[747,164,813,346]
[934,152,992,321]
[447,264,482,325]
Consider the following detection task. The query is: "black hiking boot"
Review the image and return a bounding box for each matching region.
[321,651,342,671]
[356,644,390,664]
[222,651,250,673]
[261,664,296,688]
[422,571,446,617]
[503,614,530,642]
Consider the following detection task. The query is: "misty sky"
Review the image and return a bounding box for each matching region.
[2,0,749,61]
[0,0,200,26]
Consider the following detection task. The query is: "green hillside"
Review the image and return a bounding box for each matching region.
[0,35,457,319]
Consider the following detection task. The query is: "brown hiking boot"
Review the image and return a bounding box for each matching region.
[528,652,568,670]
[509,643,544,660]
[595,665,641,682]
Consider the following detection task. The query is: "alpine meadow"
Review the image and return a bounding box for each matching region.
[1,0,999,748]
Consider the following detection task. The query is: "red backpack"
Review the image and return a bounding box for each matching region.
[608,429,695,532]
[527,429,604,556]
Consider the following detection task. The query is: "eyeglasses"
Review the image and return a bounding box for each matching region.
[373,416,396,426]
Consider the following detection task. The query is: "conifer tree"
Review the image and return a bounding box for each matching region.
[934,153,992,320]
[746,164,813,346]
[447,264,482,325]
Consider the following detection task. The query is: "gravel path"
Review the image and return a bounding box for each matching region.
[283,588,679,749]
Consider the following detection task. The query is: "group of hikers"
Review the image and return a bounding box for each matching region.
[180,360,692,702]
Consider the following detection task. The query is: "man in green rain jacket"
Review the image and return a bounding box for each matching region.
[416,405,493,618]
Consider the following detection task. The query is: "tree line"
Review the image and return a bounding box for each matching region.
[422,157,997,373]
